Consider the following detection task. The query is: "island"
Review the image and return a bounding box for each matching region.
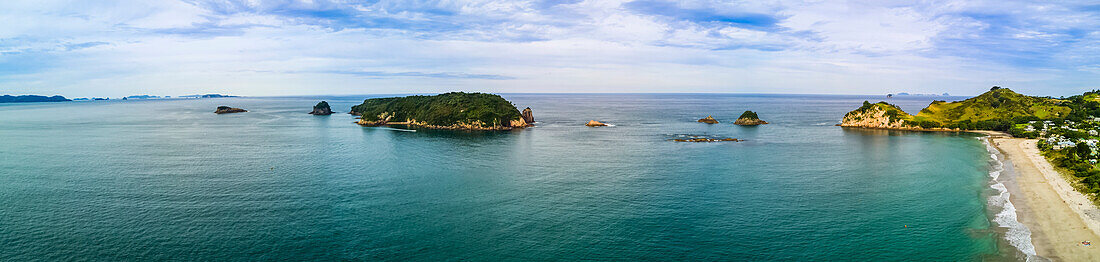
[841,87,1068,131]
[215,106,247,114]
[734,111,768,125]
[309,101,333,115]
[0,95,70,103]
[183,94,237,98]
[350,92,533,130]
[697,116,719,124]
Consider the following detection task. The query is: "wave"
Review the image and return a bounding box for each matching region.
[983,138,1040,261]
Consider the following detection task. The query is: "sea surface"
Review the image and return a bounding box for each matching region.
[0,94,1024,261]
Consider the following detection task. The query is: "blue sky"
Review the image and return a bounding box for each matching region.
[0,0,1098,97]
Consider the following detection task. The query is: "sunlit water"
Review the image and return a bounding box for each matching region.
[0,94,1023,260]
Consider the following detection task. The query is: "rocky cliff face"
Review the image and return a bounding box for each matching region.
[698,116,719,124]
[840,103,908,129]
[522,107,534,124]
[733,118,768,125]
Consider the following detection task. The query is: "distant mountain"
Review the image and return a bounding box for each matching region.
[125,95,166,99]
[180,94,237,98]
[0,95,70,103]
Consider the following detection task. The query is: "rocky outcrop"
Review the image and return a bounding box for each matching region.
[215,106,247,114]
[733,111,768,125]
[840,102,908,129]
[310,101,333,115]
[585,120,608,127]
[697,116,719,124]
[522,107,534,124]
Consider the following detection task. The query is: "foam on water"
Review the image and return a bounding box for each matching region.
[983,138,1041,261]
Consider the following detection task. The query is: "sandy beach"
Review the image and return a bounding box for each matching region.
[993,138,1100,261]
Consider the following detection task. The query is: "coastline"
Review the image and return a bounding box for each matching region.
[992,138,1100,260]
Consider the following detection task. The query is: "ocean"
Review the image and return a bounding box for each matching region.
[0,94,1026,260]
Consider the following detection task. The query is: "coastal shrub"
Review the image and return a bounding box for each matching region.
[314,101,330,109]
[738,111,760,120]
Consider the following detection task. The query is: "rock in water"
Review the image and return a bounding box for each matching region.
[585,120,608,127]
[734,111,768,125]
[310,101,333,115]
[215,106,247,114]
[522,107,534,124]
[697,116,719,124]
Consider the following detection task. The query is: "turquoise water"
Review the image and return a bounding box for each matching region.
[0,94,1012,260]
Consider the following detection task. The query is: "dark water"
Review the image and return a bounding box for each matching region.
[0,94,1012,260]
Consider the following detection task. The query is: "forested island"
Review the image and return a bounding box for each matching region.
[0,95,70,103]
[350,92,532,130]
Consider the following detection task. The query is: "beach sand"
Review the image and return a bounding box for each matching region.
[994,138,1100,261]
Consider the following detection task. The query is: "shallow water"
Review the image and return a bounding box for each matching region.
[0,94,1014,260]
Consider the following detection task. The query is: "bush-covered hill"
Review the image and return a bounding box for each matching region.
[350,92,524,128]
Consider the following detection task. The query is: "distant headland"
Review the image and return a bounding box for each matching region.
[0,95,70,103]
[842,87,1068,132]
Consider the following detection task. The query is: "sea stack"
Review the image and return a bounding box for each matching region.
[585,120,608,127]
[697,116,719,124]
[733,111,768,125]
[522,107,534,124]
[215,106,247,114]
[309,101,333,115]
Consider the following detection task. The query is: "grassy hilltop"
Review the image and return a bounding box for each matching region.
[845,87,1072,131]
[908,87,1070,129]
[351,92,524,128]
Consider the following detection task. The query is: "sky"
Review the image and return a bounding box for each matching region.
[0,0,1098,97]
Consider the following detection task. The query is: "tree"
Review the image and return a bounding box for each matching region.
[1078,142,1093,159]
[991,86,1002,91]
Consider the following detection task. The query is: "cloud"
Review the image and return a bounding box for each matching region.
[0,0,1098,97]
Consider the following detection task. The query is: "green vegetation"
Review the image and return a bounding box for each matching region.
[845,101,912,123]
[1039,141,1100,195]
[314,101,330,109]
[738,111,760,120]
[350,92,523,128]
[909,88,1069,131]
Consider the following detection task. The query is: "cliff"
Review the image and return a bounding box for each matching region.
[309,101,333,115]
[0,95,70,103]
[350,92,532,130]
[734,111,769,125]
[840,102,912,129]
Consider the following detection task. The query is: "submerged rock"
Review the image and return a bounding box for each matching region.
[215,106,247,114]
[697,116,719,124]
[673,138,740,142]
[734,111,768,125]
[585,120,608,127]
[310,101,333,115]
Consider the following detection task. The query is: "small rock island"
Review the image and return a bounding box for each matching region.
[215,106,247,114]
[309,101,333,115]
[734,111,768,125]
[586,120,608,127]
[350,92,533,130]
[697,116,719,124]
[522,107,535,124]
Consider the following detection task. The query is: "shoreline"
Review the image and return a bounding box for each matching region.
[991,138,1100,260]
